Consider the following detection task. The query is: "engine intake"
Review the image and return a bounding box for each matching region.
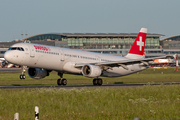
[82,65,102,78]
[28,68,48,79]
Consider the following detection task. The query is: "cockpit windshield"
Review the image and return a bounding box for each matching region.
[8,47,24,51]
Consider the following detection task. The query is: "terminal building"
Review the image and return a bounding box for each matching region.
[0,32,180,58]
[160,35,180,55]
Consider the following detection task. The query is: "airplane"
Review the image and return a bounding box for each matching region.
[0,58,7,67]
[0,58,16,68]
[4,28,168,86]
[0,58,5,61]
[0,58,5,64]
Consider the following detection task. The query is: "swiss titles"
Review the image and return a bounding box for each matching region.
[34,45,51,51]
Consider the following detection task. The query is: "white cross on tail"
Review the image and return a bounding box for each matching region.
[137,36,144,51]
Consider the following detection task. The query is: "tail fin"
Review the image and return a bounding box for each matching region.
[125,28,147,59]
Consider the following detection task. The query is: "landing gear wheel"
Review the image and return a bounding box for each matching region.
[20,75,26,79]
[57,79,62,85]
[62,79,67,85]
[22,75,26,79]
[57,72,67,86]
[93,79,98,85]
[20,75,23,79]
[97,78,103,86]
[57,79,67,86]
[93,78,103,86]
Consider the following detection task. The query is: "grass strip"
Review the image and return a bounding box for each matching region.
[0,85,180,119]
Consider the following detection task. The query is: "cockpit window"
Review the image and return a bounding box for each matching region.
[21,48,24,51]
[8,47,24,51]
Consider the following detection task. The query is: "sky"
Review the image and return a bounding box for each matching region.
[0,0,180,42]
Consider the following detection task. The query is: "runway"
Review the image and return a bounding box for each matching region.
[0,68,21,71]
[0,82,180,89]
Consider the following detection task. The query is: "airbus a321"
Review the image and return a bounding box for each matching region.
[4,28,167,86]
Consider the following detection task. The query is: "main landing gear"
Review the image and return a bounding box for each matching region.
[57,72,67,86]
[93,78,103,86]
[56,72,103,86]
[20,66,26,79]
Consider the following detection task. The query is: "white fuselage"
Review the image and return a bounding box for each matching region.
[4,43,147,77]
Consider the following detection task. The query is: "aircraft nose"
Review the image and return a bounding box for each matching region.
[4,51,12,62]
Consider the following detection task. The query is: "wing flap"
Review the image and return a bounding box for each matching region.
[95,56,168,67]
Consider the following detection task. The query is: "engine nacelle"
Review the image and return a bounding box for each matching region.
[28,68,48,79]
[82,65,102,78]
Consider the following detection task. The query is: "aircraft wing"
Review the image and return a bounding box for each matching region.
[75,56,169,68]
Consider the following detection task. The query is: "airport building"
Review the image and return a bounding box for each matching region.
[1,32,180,58]
[0,48,7,58]
[160,35,180,55]
[0,32,165,58]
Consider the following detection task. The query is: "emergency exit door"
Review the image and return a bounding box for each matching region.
[28,45,35,57]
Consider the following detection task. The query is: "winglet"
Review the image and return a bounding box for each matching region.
[126,28,147,59]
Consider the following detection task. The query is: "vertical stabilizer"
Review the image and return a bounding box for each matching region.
[125,28,147,59]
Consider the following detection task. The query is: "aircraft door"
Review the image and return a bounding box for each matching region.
[96,56,101,63]
[28,45,35,57]
[59,49,64,61]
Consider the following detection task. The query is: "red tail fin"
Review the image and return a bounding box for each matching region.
[126,28,147,59]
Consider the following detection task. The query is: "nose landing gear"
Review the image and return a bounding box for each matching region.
[20,74,26,79]
[20,66,26,79]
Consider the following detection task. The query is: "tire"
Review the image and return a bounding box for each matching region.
[20,75,23,79]
[57,79,62,85]
[97,78,103,86]
[22,75,26,79]
[93,79,98,85]
[62,79,67,85]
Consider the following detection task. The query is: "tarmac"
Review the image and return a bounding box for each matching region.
[0,82,180,89]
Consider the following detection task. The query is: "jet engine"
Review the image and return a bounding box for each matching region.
[82,65,102,78]
[28,68,48,79]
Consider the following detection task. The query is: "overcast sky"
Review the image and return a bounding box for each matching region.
[0,0,180,42]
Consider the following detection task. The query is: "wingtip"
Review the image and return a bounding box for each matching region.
[140,28,147,33]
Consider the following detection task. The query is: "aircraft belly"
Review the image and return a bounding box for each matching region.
[63,61,81,74]
[24,54,61,70]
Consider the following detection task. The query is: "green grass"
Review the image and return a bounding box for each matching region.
[0,85,180,119]
[0,68,180,119]
[0,68,180,86]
